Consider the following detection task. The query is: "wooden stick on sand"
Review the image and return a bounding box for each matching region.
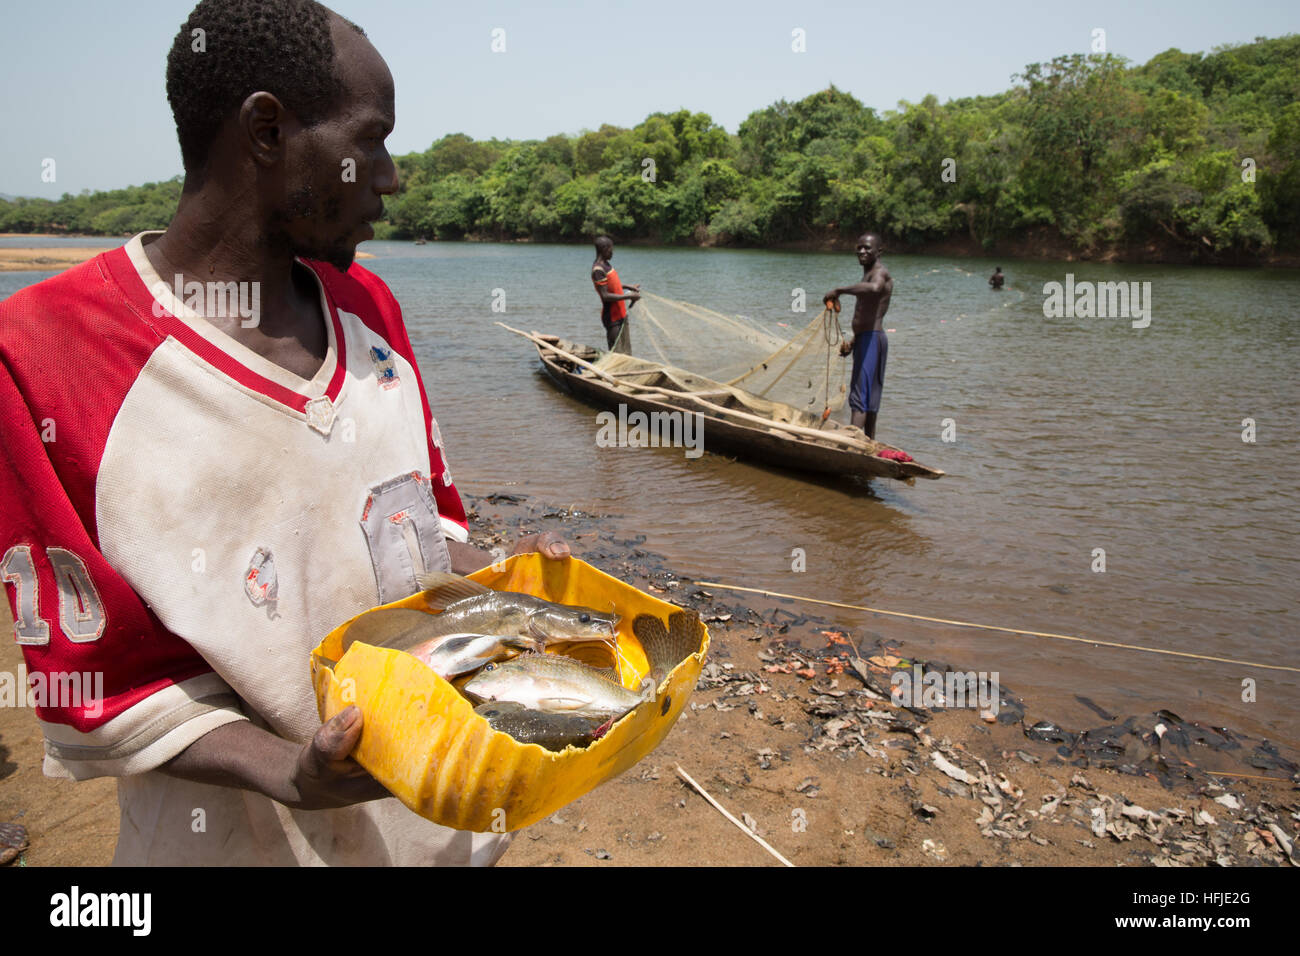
[675,764,795,867]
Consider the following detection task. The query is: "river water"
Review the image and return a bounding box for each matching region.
[4,238,1298,750]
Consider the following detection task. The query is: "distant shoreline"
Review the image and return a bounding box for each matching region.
[0,245,375,273]
[388,230,1300,268]
[0,233,122,239]
[4,230,1298,269]
[0,247,110,272]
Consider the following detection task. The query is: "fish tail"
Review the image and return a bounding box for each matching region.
[633,610,704,675]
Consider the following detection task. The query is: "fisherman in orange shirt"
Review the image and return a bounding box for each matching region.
[590,236,641,354]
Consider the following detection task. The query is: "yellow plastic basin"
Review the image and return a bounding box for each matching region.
[310,554,709,832]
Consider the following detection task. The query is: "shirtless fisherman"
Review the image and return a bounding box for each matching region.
[824,233,892,439]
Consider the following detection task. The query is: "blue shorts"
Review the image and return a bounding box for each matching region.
[849,330,888,414]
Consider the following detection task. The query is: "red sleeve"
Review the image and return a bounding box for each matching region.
[1,273,245,780]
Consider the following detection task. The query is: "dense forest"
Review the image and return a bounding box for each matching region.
[4,36,1297,260]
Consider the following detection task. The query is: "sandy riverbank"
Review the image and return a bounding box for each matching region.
[0,246,375,273]
[0,247,114,272]
[1,492,1296,867]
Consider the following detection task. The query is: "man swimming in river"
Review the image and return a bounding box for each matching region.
[989,266,1005,290]
[824,233,892,439]
[591,236,640,354]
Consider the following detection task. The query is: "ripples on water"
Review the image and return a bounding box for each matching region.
[4,238,1297,747]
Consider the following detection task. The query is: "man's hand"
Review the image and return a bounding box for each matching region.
[823,291,840,310]
[839,338,854,357]
[160,705,389,810]
[446,532,571,573]
[510,531,571,561]
[289,706,390,810]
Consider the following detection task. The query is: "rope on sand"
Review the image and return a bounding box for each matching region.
[1204,770,1296,783]
[694,581,1300,674]
[675,765,795,867]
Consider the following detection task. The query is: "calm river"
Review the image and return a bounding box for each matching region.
[4,238,1297,749]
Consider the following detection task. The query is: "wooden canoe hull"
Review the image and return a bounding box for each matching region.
[531,335,943,481]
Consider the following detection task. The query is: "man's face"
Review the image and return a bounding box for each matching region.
[857,235,880,268]
[269,19,397,271]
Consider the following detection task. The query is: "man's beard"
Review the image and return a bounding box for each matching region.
[268,186,355,272]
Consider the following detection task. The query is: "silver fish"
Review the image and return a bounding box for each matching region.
[408,632,536,679]
[464,653,655,720]
[337,572,619,660]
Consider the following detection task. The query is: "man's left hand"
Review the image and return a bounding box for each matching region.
[510,531,571,560]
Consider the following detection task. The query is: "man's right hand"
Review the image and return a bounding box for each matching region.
[289,705,391,810]
[839,338,854,357]
[161,704,390,811]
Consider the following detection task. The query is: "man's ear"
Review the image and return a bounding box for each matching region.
[241,91,290,169]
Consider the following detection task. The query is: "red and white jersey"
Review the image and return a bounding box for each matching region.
[0,232,508,865]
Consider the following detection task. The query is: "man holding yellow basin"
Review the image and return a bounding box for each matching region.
[0,0,569,866]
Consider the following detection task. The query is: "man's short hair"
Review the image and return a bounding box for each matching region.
[166,0,366,178]
[594,235,613,253]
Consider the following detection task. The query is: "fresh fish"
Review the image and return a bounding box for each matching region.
[464,653,655,720]
[407,632,536,679]
[473,701,614,752]
[336,572,619,659]
[340,608,452,656]
[631,609,705,689]
[415,572,619,646]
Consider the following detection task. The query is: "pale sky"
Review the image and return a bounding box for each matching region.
[2,0,1296,198]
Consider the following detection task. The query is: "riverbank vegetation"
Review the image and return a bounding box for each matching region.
[3,36,1296,261]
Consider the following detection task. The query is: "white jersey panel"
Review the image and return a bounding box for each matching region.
[96,312,441,740]
[93,307,504,866]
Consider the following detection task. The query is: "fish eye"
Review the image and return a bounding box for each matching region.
[579,613,591,623]
[483,664,495,672]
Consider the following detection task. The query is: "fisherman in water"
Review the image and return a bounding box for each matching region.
[989,266,1005,290]
[591,235,640,354]
[825,232,892,440]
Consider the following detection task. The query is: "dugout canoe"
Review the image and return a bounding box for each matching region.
[524,332,943,482]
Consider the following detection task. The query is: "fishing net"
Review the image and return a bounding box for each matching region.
[595,292,851,419]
